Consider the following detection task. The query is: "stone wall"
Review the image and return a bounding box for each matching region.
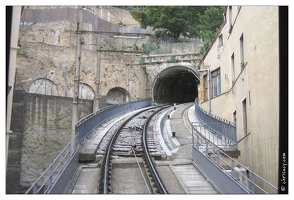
[25,6,140,28]
[156,38,202,54]
[17,6,149,102]
[20,93,93,190]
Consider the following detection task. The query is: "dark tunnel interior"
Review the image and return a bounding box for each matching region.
[153,66,199,104]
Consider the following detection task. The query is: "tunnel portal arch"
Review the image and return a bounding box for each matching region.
[147,63,200,104]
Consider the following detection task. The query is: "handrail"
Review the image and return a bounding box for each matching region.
[25,134,80,194]
[192,123,278,194]
[76,99,151,128]
[194,98,237,146]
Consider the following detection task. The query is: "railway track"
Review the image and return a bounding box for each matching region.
[98,105,170,194]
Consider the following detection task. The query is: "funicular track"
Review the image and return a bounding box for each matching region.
[98,105,170,194]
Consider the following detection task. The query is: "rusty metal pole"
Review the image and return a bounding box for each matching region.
[71,6,83,152]
[93,34,101,112]
[126,65,129,102]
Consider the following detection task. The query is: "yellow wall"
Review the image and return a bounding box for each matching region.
[198,6,279,191]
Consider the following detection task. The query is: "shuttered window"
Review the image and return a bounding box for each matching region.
[212,69,221,97]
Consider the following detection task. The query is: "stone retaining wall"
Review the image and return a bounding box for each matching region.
[20,93,93,190]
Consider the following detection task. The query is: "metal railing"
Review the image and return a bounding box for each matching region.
[193,122,236,148]
[194,98,237,146]
[75,99,152,144]
[25,135,80,194]
[192,124,278,194]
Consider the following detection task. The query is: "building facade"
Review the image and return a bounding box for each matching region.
[198,6,279,192]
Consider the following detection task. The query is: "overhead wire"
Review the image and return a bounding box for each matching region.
[105,6,124,25]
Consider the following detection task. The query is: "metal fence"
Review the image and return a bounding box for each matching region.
[192,122,236,148]
[192,125,278,194]
[194,98,237,146]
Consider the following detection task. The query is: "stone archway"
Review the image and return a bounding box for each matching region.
[68,83,95,100]
[146,62,200,104]
[29,78,58,95]
[106,87,129,105]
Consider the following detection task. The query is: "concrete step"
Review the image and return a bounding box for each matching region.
[171,164,218,194]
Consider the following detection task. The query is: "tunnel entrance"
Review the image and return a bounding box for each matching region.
[153,66,199,104]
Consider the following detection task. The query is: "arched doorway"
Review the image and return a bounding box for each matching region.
[68,83,95,100]
[106,87,129,105]
[29,78,58,95]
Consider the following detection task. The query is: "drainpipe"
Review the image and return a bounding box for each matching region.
[198,68,211,113]
[207,68,211,113]
[126,65,129,102]
[93,35,101,112]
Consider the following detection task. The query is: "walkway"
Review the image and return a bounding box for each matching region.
[157,103,217,194]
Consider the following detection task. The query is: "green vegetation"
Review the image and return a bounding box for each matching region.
[120,6,224,55]
[196,6,225,55]
[117,6,225,55]
[142,38,158,54]
[130,9,147,27]
[167,55,180,63]
[143,6,205,40]
[17,37,28,57]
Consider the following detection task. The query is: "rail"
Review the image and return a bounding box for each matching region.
[142,106,169,194]
[76,99,152,144]
[99,106,157,193]
[25,135,80,194]
[192,123,278,194]
[194,98,237,146]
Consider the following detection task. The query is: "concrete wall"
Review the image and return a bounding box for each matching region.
[198,6,279,192]
[7,90,25,193]
[20,93,93,190]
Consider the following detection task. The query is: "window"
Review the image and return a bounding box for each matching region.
[242,98,247,135]
[219,34,223,47]
[228,6,233,32]
[212,68,221,97]
[203,74,208,101]
[229,6,232,25]
[233,110,237,126]
[240,33,245,69]
[231,53,235,85]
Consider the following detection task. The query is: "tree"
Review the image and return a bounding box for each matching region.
[143,6,225,54]
[196,6,225,55]
[144,6,208,40]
